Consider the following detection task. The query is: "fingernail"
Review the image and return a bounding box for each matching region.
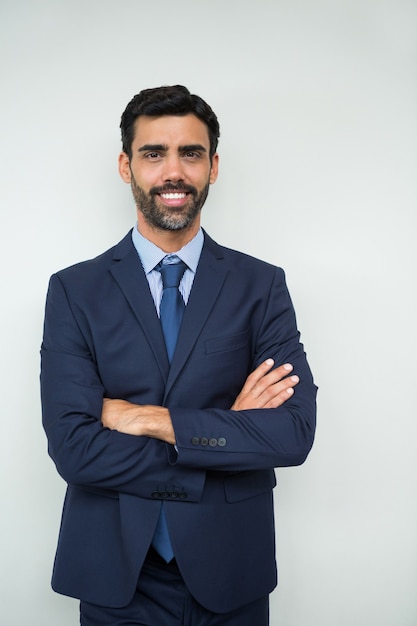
[265,358,274,366]
[287,387,294,395]
[283,363,293,371]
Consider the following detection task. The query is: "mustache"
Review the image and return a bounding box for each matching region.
[150,183,197,196]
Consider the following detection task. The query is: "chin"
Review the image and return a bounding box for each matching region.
[158,217,195,231]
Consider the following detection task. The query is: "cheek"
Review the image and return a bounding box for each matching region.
[192,166,214,188]
[131,169,154,191]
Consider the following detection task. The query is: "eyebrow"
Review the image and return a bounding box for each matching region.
[137,143,207,153]
[179,144,207,153]
[138,144,167,153]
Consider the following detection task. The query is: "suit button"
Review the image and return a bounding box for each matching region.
[161,492,169,498]
[218,438,226,447]
[179,492,187,499]
[209,438,218,447]
[170,492,178,498]
[191,437,200,445]
[200,437,209,446]
[152,492,160,498]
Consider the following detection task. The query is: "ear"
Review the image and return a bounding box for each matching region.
[209,153,219,184]
[118,152,131,183]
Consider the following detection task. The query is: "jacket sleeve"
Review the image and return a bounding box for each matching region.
[40,273,206,501]
[169,267,317,472]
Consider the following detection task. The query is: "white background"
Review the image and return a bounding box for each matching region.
[1,1,416,624]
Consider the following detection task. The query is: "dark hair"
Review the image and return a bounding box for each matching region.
[120,85,220,161]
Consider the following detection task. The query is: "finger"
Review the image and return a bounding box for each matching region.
[263,387,294,409]
[242,358,276,391]
[246,362,294,398]
[261,375,299,408]
[241,359,291,392]
[231,362,296,410]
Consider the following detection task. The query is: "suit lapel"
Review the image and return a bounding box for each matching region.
[109,233,170,381]
[164,233,228,399]
[107,231,229,400]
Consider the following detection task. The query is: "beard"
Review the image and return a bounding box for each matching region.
[130,174,210,231]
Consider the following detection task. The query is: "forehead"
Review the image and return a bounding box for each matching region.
[132,114,211,149]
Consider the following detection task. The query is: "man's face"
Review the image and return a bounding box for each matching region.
[119,114,218,232]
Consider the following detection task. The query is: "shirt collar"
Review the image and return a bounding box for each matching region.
[131,224,204,274]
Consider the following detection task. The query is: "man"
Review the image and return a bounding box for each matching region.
[41,85,317,625]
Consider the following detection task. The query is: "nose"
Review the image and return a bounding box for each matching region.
[162,154,185,183]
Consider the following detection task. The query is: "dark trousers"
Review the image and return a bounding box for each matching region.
[80,548,269,626]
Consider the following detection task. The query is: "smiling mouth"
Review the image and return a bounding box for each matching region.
[160,192,188,200]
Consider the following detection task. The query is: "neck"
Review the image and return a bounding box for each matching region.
[136,214,200,253]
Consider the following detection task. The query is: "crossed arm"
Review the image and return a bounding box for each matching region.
[101,359,299,444]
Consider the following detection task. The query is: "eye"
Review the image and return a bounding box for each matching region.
[183,151,201,159]
[145,152,161,159]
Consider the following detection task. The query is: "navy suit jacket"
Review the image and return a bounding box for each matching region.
[41,230,317,613]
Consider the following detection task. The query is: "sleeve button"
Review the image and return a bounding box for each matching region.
[200,437,209,446]
[209,438,218,447]
[191,437,200,445]
[218,438,226,447]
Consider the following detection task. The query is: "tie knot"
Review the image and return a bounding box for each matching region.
[157,256,187,289]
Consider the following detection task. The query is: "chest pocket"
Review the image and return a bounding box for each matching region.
[204,329,249,355]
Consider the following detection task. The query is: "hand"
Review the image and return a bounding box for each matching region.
[101,399,175,444]
[231,359,299,410]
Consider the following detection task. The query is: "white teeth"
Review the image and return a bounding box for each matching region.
[161,193,186,199]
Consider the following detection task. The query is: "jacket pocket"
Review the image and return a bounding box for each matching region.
[205,329,249,355]
[74,484,120,500]
[223,469,276,503]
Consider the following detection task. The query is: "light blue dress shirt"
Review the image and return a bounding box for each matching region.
[131,225,204,314]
